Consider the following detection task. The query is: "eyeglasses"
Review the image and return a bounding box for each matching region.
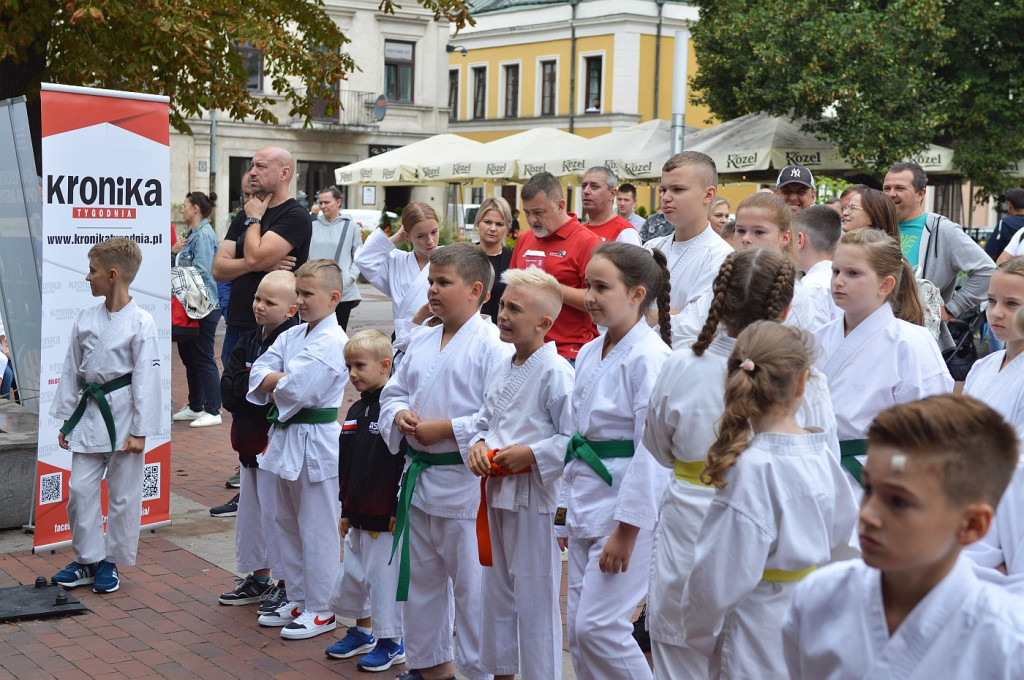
[842,204,862,213]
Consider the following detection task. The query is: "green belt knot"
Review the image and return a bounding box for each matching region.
[266,405,339,428]
[60,373,133,455]
[839,439,868,485]
[564,433,634,486]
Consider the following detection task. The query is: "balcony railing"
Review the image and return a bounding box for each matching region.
[311,89,377,126]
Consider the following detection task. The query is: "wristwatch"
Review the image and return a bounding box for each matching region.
[245,216,262,227]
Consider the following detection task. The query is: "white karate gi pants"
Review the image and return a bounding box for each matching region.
[651,641,709,680]
[274,468,341,611]
[328,527,405,639]
[67,450,145,566]
[404,506,491,680]
[567,530,654,680]
[235,465,280,574]
[480,496,562,679]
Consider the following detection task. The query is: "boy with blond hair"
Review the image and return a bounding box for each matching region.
[217,271,299,609]
[249,259,347,640]
[51,237,162,594]
[380,243,513,680]
[467,268,574,680]
[784,394,1024,678]
[325,330,407,673]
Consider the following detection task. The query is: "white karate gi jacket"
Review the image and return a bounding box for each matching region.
[644,225,733,311]
[471,342,574,514]
[560,319,671,538]
[379,314,512,519]
[683,431,861,679]
[354,228,431,344]
[798,259,841,332]
[642,333,843,646]
[247,315,348,482]
[783,556,1024,680]
[813,303,953,440]
[50,300,162,453]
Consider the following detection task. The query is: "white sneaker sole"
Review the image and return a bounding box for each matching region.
[52,576,94,588]
[358,652,406,671]
[190,417,222,428]
[325,641,376,659]
[258,615,297,627]
[172,412,200,421]
[281,620,336,640]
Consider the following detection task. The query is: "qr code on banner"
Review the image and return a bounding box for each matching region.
[39,472,63,505]
[142,463,160,501]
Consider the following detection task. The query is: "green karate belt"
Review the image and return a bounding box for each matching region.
[60,373,133,457]
[389,446,463,602]
[266,405,339,428]
[564,433,635,486]
[840,439,868,485]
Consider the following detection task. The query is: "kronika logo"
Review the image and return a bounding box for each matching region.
[47,174,162,206]
[421,166,440,178]
[623,162,652,175]
[452,162,471,174]
[785,152,821,165]
[562,160,584,173]
[486,163,507,175]
[726,153,757,169]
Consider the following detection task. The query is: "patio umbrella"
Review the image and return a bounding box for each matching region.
[335,133,484,185]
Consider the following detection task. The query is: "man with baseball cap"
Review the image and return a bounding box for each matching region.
[775,165,817,214]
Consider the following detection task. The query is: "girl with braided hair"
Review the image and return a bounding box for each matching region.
[681,321,859,680]
[558,242,671,679]
[813,229,952,488]
[643,247,842,679]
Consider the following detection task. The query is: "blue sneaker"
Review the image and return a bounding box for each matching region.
[325,626,375,659]
[356,638,406,672]
[52,561,95,588]
[93,560,120,593]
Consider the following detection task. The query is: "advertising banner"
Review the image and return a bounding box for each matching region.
[34,84,172,552]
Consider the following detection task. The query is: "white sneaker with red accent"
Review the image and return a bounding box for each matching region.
[281,610,337,640]
[258,600,303,627]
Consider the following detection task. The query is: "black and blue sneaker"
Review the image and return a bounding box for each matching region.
[52,561,96,588]
[93,560,120,593]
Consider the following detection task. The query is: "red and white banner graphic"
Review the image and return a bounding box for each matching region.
[34,83,172,552]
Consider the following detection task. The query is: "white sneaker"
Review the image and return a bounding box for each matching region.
[172,406,202,421]
[258,600,303,627]
[281,610,336,640]
[190,412,223,428]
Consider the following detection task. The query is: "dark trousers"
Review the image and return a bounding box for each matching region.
[221,323,245,366]
[176,308,222,414]
[335,300,360,332]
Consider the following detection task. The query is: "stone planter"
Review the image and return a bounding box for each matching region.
[0,402,38,530]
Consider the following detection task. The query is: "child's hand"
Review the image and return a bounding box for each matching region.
[599,522,639,574]
[124,435,146,454]
[413,419,452,446]
[493,445,535,473]
[468,441,492,477]
[389,516,396,532]
[557,537,569,551]
[411,303,433,325]
[395,410,419,435]
[339,517,350,537]
[57,431,69,450]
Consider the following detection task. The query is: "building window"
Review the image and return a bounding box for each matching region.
[385,40,414,102]
[235,42,263,91]
[584,56,602,112]
[448,70,460,121]
[472,66,487,119]
[503,64,519,118]
[540,60,556,116]
[471,187,484,204]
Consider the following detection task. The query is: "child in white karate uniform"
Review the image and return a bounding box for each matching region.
[963,258,1024,577]
[560,242,672,680]
[468,268,575,680]
[379,243,513,680]
[249,260,348,640]
[784,394,1024,679]
[644,247,843,680]
[814,229,952,486]
[792,205,843,331]
[682,321,860,679]
[354,202,441,351]
[51,238,162,594]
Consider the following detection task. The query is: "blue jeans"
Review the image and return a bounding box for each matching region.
[177,308,222,414]
[0,362,13,400]
[221,323,246,366]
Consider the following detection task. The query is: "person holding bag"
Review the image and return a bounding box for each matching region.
[172,191,223,428]
[310,186,362,331]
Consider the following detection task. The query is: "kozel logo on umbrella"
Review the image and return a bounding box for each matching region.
[452,162,471,175]
[486,163,507,175]
[785,152,823,166]
[726,152,758,169]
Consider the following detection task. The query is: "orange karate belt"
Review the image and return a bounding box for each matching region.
[476,448,532,567]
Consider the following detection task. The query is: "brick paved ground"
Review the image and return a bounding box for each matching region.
[0,286,584,680]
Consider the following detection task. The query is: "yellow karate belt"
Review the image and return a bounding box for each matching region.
[673,459,713,487]
[762,566,817,582]
[839,439,868,486]
[60,373,133,460]
[564,434,634,486]
[389,445,464,601]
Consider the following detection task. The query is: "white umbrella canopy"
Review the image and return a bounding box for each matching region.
[335,133,484,185]
[461,128,589,182]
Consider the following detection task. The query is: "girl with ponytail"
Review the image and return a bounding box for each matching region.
[643,248,842,678]
[559,242,672,678]
[814,229,952,486]
[682,321,859,679]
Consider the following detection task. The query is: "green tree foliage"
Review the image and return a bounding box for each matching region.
[690,1,1024,198]
[0,0,473,134]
